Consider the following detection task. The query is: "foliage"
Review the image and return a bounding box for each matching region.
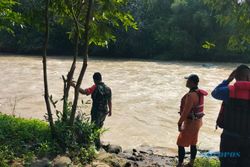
[194,157,220,167]
[0,0,23,34]
[90,0,137,47]
[103,0,224,60]
[51,0,137,48]
[0,112,102,165]
[202,41,216,50]
[54,102,103,164]
[0,113,50,149]
[0,113,52,165]
[94,0,250,61]
[0,0,137,54]
[203,0,250,52]
[1,0,250,61]
[0,145,15,166]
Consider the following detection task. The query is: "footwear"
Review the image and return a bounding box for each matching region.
[184,162,194,167]
[176,163,184,167]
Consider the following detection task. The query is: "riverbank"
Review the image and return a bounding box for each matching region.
[8,146,220,167]
[1,51,250,63]
[0,113,219,167]
[90,144,219,167]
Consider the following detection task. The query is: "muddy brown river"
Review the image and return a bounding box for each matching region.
[0,55,243,155]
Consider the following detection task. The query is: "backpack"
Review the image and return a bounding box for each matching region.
[91,83,109,111]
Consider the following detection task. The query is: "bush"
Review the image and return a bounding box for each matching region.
[54,102,103,164]
[0,113,51,163]
[194,157,220,167]
[0,145,15,166]
[0,107,103,165]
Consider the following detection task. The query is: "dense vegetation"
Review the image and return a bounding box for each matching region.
[0,113,51,166]
[0,112,102,166]
[1,0,250,62]
[194,158,219,167]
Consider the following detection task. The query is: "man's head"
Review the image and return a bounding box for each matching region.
[235,64,250,81]
[93,72,102,84]
[185,74,199,88]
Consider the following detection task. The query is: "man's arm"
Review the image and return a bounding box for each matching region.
[84,85,96,95]
[211,70,236,101]
[108,100,112,116]
[69,82,96,95]
[211,80,230,101]
[107,88,112,117]
[79,88,87,95]
[178,93,194,131]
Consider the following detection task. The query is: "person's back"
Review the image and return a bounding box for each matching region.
[224,82,250,136]
[212,64,250,167]
[91,82,111,113]
[186,91,200,117]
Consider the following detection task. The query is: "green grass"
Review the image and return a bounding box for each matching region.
[0,113,50,143]
[0,111,101,166]
[0,113,52,166]
[194,157,220,167]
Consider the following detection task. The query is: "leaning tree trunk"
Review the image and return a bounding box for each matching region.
[69,0,94,126]
[42,0,55,138]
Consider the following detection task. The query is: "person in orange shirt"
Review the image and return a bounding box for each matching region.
[176,74,208,167]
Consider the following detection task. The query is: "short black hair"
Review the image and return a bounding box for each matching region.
[235,64,250,80]
[93,72,102,83]
[236,64,250,73]
[185,74,199,85]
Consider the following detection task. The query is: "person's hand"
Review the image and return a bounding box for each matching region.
[69,81,76,88]
[108,111,112,117]
[178,123,182,132]
[226,70,236,83]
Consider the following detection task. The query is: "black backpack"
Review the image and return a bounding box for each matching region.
[91,83,109,111]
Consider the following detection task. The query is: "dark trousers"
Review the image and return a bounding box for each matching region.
[91,110,107,149]
[220,130,250,167]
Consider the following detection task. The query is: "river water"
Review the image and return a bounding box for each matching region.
[0,55,242,155]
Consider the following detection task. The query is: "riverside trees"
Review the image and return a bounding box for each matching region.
[0,0,23,34]
[204,0,250,53]
[41,0,137,160]
[1,0,250,60]
[0,0,137,163]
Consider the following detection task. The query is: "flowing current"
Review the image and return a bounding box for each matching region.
[0,55,241,154]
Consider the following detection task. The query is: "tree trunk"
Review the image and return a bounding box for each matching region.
[62,29,78,121]
[69,0,94,126]
[42,0,55,138]
[62,3,82,121]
